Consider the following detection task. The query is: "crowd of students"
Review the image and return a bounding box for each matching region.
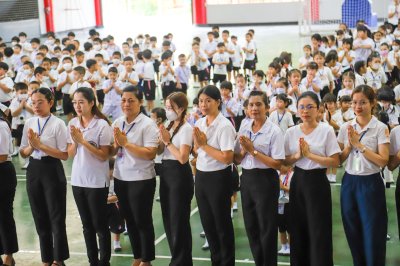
[1,18,400,266]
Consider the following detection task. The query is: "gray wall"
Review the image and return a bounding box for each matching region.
[0,19,40,42]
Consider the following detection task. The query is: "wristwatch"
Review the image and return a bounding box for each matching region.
[253,150,258,156]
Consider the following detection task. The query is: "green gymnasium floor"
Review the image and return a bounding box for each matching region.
[9,154,400,266]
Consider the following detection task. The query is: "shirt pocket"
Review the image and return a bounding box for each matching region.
[257,143,271,156]
[362,135,378,152]
[310,143,325,157]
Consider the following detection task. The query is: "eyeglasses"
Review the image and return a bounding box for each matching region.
[351,101,368,106]
[298,105,317,111]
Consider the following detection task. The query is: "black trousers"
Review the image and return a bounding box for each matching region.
[289,167,333,266]
[241,168,279,266]
[72,186,110,266]
[0,161,18,255]
[195,167,235,266]
[26,157,69,263]
[114,178,156,262]
[160,160,194,266]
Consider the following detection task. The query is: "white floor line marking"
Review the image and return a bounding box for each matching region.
[154,207,199,246]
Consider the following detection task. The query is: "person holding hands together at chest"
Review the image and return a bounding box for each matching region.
[111,86,159,266]
[234,91,285,266]
[337,85,389,266]
[158,92,194,266]
[20,88,69,266]
[193,85,236,266]
[284,91,340,266]
[67,87,113,266]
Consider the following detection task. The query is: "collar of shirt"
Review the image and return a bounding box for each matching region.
[76,117,98,132]
[350,116,378,131]
[200,112,224,130]
[122,113,145,127]
[243,118,270,135]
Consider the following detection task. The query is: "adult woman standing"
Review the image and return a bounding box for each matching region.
[193,85,236,266]
[284,91,340,266]
[67,87,113,266]
[20,88,69,266]
[234,91,285,266]
[158,92,194,266]
[112,86,159,266]
[0,111,18,266]
[338,85,389,266]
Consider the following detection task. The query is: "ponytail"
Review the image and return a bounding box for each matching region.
[73,87,111,125]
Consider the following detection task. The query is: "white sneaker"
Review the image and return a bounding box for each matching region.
[283,245,290,255]
[22,161,29,170]
[202,239,209,250]
[200,231,206,238]
[232,202,238,212]
[56,106,62,111]
[231,208,234,219]
[278,246,286,255]
[328,174,336,183]
[113,240,122,252]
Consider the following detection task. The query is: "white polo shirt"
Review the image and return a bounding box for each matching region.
[69,80,92,95]
[269,110,294,133]
[0,120,12,161]
[285,122,341,170]
[236,119,285,169]
[389,125,400,159]
[162,122,193,161]
[119,70,139,88]
[143,62,155,81]
[68,117,113,188]
[212,52,230,75]
[0,76,14,103]
[337,117,390,176]
[20,115,68,158]
[57,71,74,94]
[9,97,33,130]
[195,112,236,172]
[102,79,123,106]
[112,113,159,181]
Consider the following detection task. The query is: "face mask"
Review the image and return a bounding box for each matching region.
[166,109,178,121]
[63,63,72,71]
[51,65,57,70]
[54,52,62,58]
[94,44,101,51]
[387,29,392,34]
[192,106,198,113]
[380,50,389,57]
[102,44,108,49]
[276,87,286,94]
[47,39,55,45]
[137,38,144,44]
[18,94,29,101]
[371,63,380,70]
[11,41,17,46]
[36,59,43,66]
[23,69,32,75]
[112,59,120,65]
[393,46,399,52]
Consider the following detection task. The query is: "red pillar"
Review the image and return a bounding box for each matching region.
[43,0,55,32]
[94,0,103,28]
[192,0,207,25]
[310,0,320,23]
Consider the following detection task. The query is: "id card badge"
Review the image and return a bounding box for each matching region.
[117,150,124,163]
[352,152,361,172]
[32,150,41,160]
[278,203,285,214]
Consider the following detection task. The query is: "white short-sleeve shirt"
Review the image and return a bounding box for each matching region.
[0,120,13,161]
[162,122,193,161]
[112,113,159,181]
[102,79,123,106]
[389,125,400,157]
[70,80,92,95]
[236,119,285,169]
[57,71,74,94]
[68,117,113,188]
[119,70,140,88]
[9,97,33,129]
[212,52,230,75]
[284,122,341,170]
[269,110,294,133]
[337,117,390,175]
[0,76,14,102]
[195,113,236,172]
[20,115,68,158]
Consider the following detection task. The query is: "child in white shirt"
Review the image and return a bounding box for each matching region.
[102,67,123,120]
[366,52,387,91]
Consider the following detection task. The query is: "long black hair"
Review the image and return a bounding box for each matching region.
[197,85,222,110]
[73,87,111,125]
